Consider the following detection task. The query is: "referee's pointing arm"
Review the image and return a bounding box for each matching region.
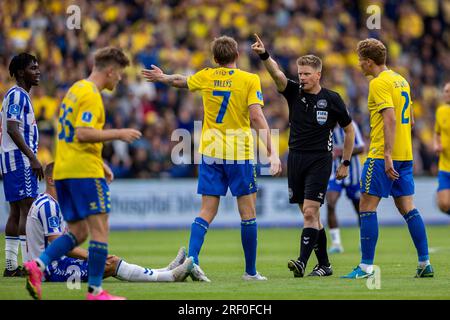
[251,34,287,92]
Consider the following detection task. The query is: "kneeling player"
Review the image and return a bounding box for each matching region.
[25,163,192,296]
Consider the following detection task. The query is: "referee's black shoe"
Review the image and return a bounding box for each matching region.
[288,259,305,278]
[307,264,333,277]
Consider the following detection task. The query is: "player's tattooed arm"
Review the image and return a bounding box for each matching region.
[141,65,188,88]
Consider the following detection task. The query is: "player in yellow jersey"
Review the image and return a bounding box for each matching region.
[142,36,282,281]
[343,38,433,279]
[433,81,450,215]
[24,47,142,300]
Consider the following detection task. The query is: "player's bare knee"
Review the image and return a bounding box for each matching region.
[303,206,319,223]
[438,199,450,213]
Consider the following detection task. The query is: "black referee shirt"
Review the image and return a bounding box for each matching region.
[280,79,352,153]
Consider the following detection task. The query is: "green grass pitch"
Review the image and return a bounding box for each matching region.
[1,226,449,300]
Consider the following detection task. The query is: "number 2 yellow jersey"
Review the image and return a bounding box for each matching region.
[367,69,413,161]
[435,104,450,172]
[187,67,264,160]
[54,79,105,180]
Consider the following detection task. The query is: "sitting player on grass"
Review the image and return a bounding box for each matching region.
[25,162,193,296]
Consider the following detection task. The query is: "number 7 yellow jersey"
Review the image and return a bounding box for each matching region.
[367,69,413,161]
[54,79,105,180]
[187,67,264,160]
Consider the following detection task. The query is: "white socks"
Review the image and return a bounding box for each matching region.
[19,235,28,264]
[359,263,373,273]
[329,228,342,246]
[116,260,174,282]
[5,236,19,271]
[419,260,430,268]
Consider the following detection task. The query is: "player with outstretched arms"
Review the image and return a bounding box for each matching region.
[142,35,282,282]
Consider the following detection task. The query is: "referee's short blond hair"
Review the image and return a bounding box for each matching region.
[296,55,322,72]
[357,38,387,66]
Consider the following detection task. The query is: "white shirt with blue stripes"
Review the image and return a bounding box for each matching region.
[330,121,365,186]
[26,193,66,261]
[0,85,39,173]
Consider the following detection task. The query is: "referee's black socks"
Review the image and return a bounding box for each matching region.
[314,228,330,267]
[298,228,319,266]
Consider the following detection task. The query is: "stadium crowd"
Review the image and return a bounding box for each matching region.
[0,0,449,178]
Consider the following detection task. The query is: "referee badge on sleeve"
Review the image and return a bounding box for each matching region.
[316,111,328,125]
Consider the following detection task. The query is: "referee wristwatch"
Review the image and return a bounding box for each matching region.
[341,159,351,167]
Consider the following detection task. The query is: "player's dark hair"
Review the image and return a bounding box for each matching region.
[296,55,322,72]
[94,47,130,70]
[357,38,387,66]
[9,53,38,78]
[211,36,239,65]
[44,162,54,180]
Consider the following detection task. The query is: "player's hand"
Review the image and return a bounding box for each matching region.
[433,142,443,154]
[335,164,349,180]
[30,156,44,181]
[251,33,266,55]
[119,128,142,143]
[103,162,114,184]
[384,155,399,180]
[141,65,165,83]
[269,154,282,176]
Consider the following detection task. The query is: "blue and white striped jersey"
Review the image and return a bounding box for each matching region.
[0,85,39,173]
[26,193,66,260]
[330,121,365,186]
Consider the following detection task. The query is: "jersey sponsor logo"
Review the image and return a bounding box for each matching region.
[316,111,328,125]
[8,104,21,116]
[81,111,93,123]
[256,91,263,101]
[317,99,328,109]
[48,216,60,229]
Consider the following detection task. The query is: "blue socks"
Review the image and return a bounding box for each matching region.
[188,217,209,265]
[359,211,378,265]
[39,232,78,266]
[403,208,429,262]
[88,241,108,288]
[241,218,257,276]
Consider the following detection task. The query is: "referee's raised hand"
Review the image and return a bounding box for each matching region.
[251,33,266,55]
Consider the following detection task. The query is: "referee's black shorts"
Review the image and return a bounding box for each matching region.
[287,150,332,205]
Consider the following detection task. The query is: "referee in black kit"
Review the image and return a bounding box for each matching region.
[252,34,355,277]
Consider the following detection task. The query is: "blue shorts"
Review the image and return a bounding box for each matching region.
[44,257,88,282]
[55,178,111,222]
[328,179,361,201]
[197,156,257,197]
[438,170,450,191]
[360,158,414,198]
[2,166,38,202]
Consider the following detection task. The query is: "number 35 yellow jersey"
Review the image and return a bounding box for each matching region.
[187,67,264,160]
[54,79,105,180]
[367,70,413,161]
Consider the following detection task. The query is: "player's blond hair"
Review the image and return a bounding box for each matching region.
[296,55,322,72]
[211,36,239,65]
[94,47,130,69]
[357,38,387,66]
